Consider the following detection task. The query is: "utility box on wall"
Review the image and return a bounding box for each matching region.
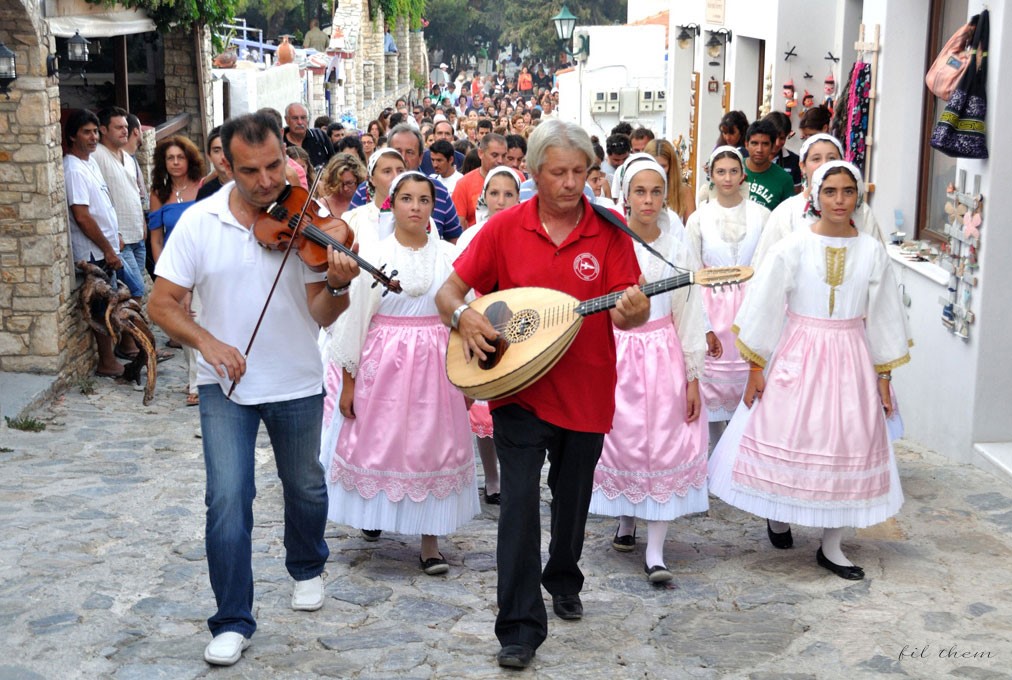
[606,90,620,113]
[619,87,640,119]
[639,89,653,112]
[591,90,607,113]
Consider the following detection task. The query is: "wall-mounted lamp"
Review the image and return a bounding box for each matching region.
[552,5,590,62]
[47,31,91,83]
[0,41,16,99]
[676,23,700,50]
[706,28,732,59]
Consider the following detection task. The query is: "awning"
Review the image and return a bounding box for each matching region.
[46,9,156,38]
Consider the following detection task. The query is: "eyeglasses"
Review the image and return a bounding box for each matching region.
[340,179,359,189]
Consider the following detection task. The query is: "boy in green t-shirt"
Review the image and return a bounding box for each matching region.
[744,119,794,210]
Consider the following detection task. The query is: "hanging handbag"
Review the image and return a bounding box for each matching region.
[930,10,989,159]
[925,15,979,100]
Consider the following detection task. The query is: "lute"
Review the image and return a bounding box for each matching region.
[446,266,753,400]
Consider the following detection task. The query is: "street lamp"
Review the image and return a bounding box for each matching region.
[68,30,90,62]
[706,28,732,59]
[676,23,700,50]
[551,5,589,62]
[0,41,16,99]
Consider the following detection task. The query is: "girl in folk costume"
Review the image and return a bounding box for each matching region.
[588,161,708,583]
[686,147,770,435]
[323,171,479,575]
[709,162,910,580]
[455,166,525,505]
[752,134,886,269]
[341,148,406,247]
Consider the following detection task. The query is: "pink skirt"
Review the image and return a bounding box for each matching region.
[327,315,477,532]
[709,312,903,528]
[590,317,708,520]
[701,283,749,421]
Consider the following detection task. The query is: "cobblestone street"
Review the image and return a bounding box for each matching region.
[2,352,1011,679]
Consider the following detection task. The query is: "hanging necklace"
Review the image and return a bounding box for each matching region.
[173,181,190,203]
[539,204,583,239]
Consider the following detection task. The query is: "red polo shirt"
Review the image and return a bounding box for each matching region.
[452,168,485,228]
[453,196,640,433]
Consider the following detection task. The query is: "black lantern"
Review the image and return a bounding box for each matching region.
[68,31,90,62]
[676,24,700,50]
[706,28,732,59]
[0,41,16,99]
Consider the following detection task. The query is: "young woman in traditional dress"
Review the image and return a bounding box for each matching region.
[708,161,910,580]
[588,160,708,583]
[752,133,886,269]
[685,147,770,439]
[323,171,479,575]
[341,148,405,247]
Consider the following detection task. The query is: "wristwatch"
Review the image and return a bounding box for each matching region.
[450,303,470,329]
[326,282,350,297]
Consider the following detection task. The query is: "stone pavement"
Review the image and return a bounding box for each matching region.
[1,351,1011,680]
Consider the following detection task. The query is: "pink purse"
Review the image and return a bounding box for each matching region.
[926,17,978,101]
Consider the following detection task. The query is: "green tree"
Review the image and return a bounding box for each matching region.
[424,0,502,67]
[500,0,626,61]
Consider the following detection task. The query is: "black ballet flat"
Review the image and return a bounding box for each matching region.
[612,525,636,552]
[766,519,794,549]
[816,547,865,580]
[644,563,673,583]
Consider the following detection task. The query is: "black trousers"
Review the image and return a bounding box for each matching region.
[491,403,605,650]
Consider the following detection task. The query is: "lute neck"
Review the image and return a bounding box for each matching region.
[574,272,694,317]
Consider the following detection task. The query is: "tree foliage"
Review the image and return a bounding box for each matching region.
[85,0,240,32]
[499,0,626,61]
[423,0,502,67]
[373,0,428,30]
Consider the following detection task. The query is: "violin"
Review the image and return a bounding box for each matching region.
[253,184,402,295]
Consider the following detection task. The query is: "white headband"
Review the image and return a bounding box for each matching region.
[621,159,668,199]
[482,166,523,196]
[388,170,435,199]
[367,147,404,176]
[810,160,865,212]
[800,133,844,163]
[707,145,745,177]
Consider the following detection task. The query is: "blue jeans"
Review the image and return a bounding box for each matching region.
[198,385,330,638]
[119,240,147,298]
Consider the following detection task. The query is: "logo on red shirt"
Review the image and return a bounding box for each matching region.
[573,252,601,281]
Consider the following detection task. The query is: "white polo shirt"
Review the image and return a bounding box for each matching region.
[154,182,327,405]
[64,154,120,263]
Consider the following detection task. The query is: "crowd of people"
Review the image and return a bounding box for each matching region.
[62,83,909,670]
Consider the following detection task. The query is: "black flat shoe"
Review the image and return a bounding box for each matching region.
[644,563,673,583]
[816,548,865,580]
[612,525,636,552]
[497,643,535,669]
[551,593,583,620]
[361,529,382,542]
[482,486,501,505]
[766,519,793,549]
[420,553,449,575]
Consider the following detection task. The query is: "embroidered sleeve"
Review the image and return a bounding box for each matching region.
[326,246,383,377]
[732,238,797,366]
[669,238,706,381]
[866,242,912,373]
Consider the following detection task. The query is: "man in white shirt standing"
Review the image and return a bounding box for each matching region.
[63,108,128,378]
[428,140,463,193]
[92,106,149,358]
[149,111,360,668]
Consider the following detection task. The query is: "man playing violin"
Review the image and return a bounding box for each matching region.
[149,111,360,667]
[436,119,650,670]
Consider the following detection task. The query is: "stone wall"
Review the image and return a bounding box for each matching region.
[0,0,89,378]
[329,2,423,126]
[162,26,213,151]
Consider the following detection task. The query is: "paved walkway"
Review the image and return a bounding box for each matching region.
[1,352,1011,679]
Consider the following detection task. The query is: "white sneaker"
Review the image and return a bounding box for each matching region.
[291,574,325,611]
[204,631,250,666]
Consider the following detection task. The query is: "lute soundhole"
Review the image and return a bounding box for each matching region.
[504,309,540,343]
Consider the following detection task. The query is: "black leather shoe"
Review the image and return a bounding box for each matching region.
[482,486,501,505]
[816,548,865,580]
[497,644,535,669]
[361,529,382,542]
[644,563,673,583]
[552,593,583,620]
[612,525,636,552]
[766,519,793,549]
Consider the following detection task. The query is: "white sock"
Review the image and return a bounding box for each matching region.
[617,515,636,537]
[768,519,791,534]
[821,527,853,565]
[645,521,669,567]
